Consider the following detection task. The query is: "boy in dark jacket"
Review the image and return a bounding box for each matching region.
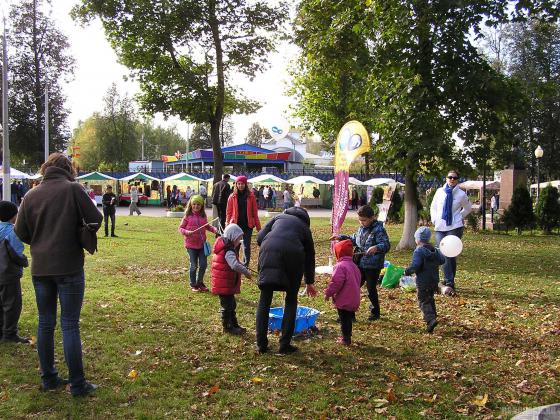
[332,205,390,321]
[0,201,29,343]
[405,226,446,333]
[102,185,117,237]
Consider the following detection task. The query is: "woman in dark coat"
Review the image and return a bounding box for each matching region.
[255,207,317,354]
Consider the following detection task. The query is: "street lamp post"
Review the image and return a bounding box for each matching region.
[535,145,544,202]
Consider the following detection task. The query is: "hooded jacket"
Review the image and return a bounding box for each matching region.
[14,167,103,276]
[0,223,28,284]
[339,220,390,270]
[256,207,315,291]
[178,212,216,249]
[211,236,241,295]
[325,240,361,312]
[405,243,446,288]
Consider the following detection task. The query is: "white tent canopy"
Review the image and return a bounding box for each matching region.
[161,172,206,182]
[120,172,160,182]
[286,175,328,185]
[76,171,117,181]
[326,177,364,186]
[0,166,30,179]
[362,177,405,187]
[530,180,560,189]
[459,180,500,190]
[247,174,286,184]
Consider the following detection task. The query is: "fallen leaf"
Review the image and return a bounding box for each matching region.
[250,377,264,384]
[375,407,388,414]
[127,369,138,379]
[515,359,524,367]
[387,388,397,402]
[374,398,389,408]
[387,372,399,382]
[472,393,488,407]
[202,384,219,397]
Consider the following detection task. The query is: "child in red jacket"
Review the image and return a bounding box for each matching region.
[325,239,361,345]
[178,195,217,292]
[211,224,252,334]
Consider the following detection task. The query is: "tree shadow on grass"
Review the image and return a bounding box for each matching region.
[461,287,560,306]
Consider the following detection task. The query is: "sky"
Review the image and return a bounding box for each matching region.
[46,0,298,146]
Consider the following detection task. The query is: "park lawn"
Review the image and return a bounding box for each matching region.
[0,215,559,419]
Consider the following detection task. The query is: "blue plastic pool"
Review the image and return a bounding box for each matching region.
[268,306,320,334]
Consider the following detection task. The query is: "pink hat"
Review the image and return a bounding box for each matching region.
[236,176,247,184]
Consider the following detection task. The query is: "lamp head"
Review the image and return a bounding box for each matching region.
[535,145,544,159]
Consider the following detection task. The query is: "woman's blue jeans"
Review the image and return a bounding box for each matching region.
[187,248,207,287]
[32,271,87,394]
[434,227,464,288]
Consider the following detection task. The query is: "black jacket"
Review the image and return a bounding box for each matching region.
[212,180,231,206]
[0,239,28,284]
[256,207,315,291]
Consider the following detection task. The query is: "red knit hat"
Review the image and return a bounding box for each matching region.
[236,176,247,184]
[334,239,353,260]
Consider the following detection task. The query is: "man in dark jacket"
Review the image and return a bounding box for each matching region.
[405,227,446,333]
[0,201,29,343]
[255,206,317,354]
[15,153,102,397]
[102,185,118,237]
[212,174,231,229]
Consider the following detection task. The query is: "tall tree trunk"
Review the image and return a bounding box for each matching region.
[209,0,224,185]
[396,171,418,250]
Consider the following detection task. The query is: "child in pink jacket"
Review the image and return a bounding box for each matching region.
[325,239,362,345]
[179,195,217,292]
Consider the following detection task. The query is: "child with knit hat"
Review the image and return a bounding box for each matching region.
[178,195,218,292]
[0,201,29,343]
[325,239,362,345]
[211,223,252,334]
[405,226,446,333]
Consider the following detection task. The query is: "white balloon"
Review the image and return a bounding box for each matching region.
[439,235,463,258]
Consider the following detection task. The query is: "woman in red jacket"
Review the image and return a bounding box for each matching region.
[225,176,261,267]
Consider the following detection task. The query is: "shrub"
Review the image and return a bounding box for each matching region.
[370,187,384,207]
[465,212,480,232]
[502,185,535,234]
[535,185,560,234]
[169,205,185,212]
[387,187,403,223]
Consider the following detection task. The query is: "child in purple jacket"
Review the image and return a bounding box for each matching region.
[325,239,362,345]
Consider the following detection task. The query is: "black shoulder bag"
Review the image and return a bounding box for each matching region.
[76,194,99,255]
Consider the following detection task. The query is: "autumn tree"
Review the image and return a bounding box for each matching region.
[245,122,271,147]
[72,0,286,184]
[1,0,74,168]
[292,0,558,249]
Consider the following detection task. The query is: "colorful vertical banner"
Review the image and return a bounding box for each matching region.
[331,121,371,238]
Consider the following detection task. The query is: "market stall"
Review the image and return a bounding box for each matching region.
[0,166,30,180]
[459,180,500,211]
[162,172,207,206]
[76,172,118,205]
[119,173,162,205]
[287,175,329,207]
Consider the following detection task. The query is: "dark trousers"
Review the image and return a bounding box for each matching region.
[337,308,354,342]
[256,287,298,350]
[435,227,464,288]
[361,268,381,317]
[417,285,437,324]
[217,204,227,230]
[32,271,88,395]
[103,207,116,236]
[0,282,23,339]
[241,227,253,266]
[187,248,207,287]
[219,294,236,319]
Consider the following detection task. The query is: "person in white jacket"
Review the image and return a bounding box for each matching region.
[430,170,472,291]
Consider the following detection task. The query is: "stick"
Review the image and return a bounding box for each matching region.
[189,217,220,233]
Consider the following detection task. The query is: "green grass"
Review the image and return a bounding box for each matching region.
[1,216,559,419]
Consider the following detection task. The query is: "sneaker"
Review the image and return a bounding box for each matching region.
[191,286,200,292]
[111,234,118,237]
[1,335,30,344]
[72,382,99,397]
[426,319,438,333]
[336,337,351,346]
[198,284,209,292]
[367,314,380,321]
[256,345,268,354]
[40,377,69,392]
[278,344,298,354]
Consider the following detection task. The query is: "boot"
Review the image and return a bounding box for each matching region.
[222,314,243,335]
[231,313,247,334]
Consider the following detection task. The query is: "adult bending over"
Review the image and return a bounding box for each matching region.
[430,169,471,291]
[225,176,261,267]
[15,153,102,397]
[255,207,316,354]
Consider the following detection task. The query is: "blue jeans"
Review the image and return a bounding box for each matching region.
[32,271,87,395]
[435,227,464,288]
[241,228,253,266]
[187,248,207,287]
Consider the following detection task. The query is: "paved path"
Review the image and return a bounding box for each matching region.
[113,205,359,219]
